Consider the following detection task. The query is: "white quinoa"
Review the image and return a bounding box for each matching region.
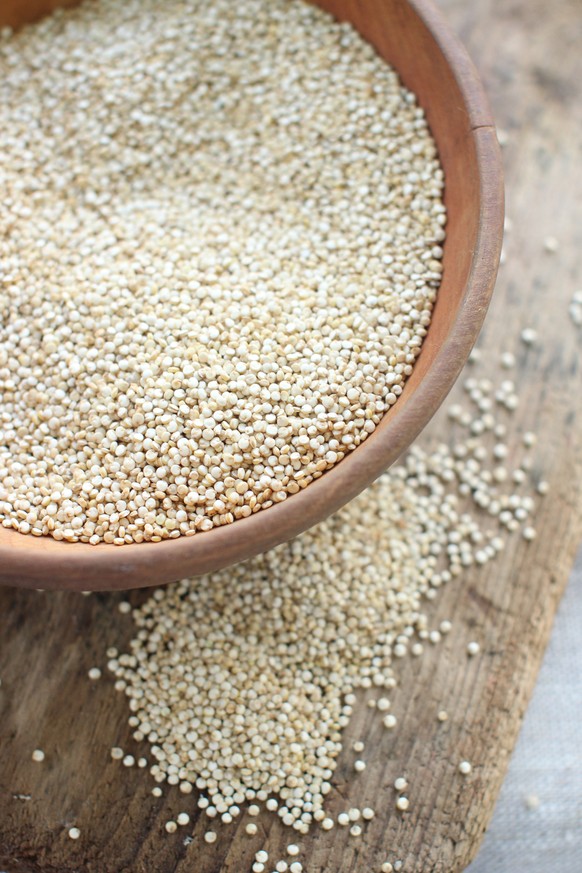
[0,0,444,545]
[569,291,582,328]
[109,362,543,830]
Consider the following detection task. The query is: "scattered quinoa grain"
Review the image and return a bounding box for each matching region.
[68,827,81,840]
[437,710,449,722]
[165,821,177,834]
[204,831,217,844]
[31,749,45,763]
[467,641,481,657]
[521,328,538,346]
[459,761,473,775]
[394,777,408,792]
[524,794,541,811]
[246,823,258,836]
[569,293,582,327]
[176,813,190,826]
[522,432,537,448]
[354,760,366,773]
[395,797,409,812]
[88,668,102,681]
[497,128,509,147]
[523,526,537,541]
[543,236,559,253]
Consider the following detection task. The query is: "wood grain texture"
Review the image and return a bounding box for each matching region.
[1,0,581,871]
[0,0,503,591]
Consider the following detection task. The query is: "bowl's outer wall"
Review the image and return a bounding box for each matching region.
[0,0,504,589]
[0,0,81,26]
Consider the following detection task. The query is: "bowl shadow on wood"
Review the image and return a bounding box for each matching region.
[0,0,503,590]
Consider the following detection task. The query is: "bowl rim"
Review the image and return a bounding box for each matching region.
[0,0,504,590]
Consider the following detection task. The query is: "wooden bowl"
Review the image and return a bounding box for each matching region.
[0,0,503,590]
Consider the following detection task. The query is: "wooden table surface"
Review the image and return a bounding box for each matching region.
[1,0,581,871]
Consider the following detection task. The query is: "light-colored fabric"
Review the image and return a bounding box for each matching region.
[468,548,582,873]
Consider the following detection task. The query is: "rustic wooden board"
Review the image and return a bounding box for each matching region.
[1,0,581,871]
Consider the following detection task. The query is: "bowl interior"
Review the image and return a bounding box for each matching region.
[0,0,503,589]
